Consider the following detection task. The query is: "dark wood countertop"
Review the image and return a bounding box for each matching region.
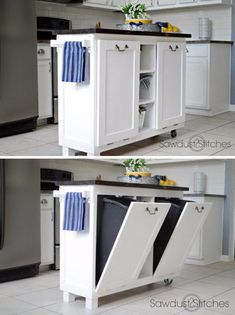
[57,180,189,191]
[187,40,233,45]
[57,28,191,38]
[184,193,226,198]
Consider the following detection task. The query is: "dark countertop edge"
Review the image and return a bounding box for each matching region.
[56,180,189,191]
[184,193,226,198]
[57,28,191,38]
[187,40,233,45]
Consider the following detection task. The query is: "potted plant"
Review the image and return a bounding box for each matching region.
[121,2,152,25]
[123,159,151,177]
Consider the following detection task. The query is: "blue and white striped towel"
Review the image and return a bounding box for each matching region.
[63,192,87,232]
[62,42,87,83]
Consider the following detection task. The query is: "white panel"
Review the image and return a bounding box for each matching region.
[156,42,185,129]
[185,57,209,109]
[97,40,139,146]
[153,202,212,278]
[96,202,171,294]
[41,209,54,265]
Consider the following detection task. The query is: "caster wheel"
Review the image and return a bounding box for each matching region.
[171,130,177,138]
[164,279,173,286]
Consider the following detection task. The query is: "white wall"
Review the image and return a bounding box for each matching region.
[148,160,226,194]
[40,159,123,181]
[151,6,232,40]
[36,1,122,29]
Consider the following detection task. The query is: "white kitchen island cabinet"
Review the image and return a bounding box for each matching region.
[54,180,212,310]
[52,29,191,156]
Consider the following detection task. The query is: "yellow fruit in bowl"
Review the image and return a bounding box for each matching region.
[125,19,152,25]
[126,171,151,177]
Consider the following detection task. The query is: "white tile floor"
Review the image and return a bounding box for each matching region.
[0,261,235,315]
[2,113,235,156]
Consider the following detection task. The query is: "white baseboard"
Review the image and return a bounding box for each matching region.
[229,104,235,111]
[220,255,234,262]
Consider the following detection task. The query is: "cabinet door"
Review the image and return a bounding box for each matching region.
[41,209,54,265]
[153,202,211,279]
[96,202,170,294]
[97,40,140,146]
[186,57,209,110]
[156,42,185,129]
[37,59,53,120]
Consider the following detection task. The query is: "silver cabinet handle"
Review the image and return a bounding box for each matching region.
[169,45,179,52]
[186,48,189,53]
[195,206,205,213]
[38,48,45,55]
[115,44,129,52]
[146,207,159,215]
[49,61,52,73]
[41,199,48,205]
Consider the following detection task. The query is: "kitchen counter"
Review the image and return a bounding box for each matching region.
[184,193,226,198]
[58,27,191,38]
[58,180,189,191]
[187,40,233,45]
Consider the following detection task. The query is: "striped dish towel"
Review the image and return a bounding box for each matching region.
[63,192,87,232]
[62,42,87,83]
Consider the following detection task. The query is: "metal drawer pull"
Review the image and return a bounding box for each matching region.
[169,45,179,52]
[146,207,158,215]
[115,44,129,52]
[38,49,45,55]
[195,206,204,213]
[41,199,48,205]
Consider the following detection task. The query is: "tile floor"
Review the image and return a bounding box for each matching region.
[2,113,235,156]
[0,261,235,315]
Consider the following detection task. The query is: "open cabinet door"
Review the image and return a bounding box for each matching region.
[153,202,212,279]
[96,202,170,295]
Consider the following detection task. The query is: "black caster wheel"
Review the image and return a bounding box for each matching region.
[171,130,177,138]
[164,279,173,286]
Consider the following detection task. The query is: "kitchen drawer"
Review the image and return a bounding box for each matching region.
[186,44,208,57]
[40,194,54,210]
[37,44,51,60]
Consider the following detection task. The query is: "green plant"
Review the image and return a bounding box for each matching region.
[121,2,149,19]
[123,159,147,172]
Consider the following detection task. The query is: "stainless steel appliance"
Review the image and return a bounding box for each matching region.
[41,168,73,270]
[0,0,38,137]
[37,17,72,124]
[0,160,41,282]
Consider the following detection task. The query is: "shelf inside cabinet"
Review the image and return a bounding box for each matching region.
[139,99,155,106]
[140,45,156,73]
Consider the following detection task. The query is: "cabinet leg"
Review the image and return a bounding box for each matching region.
[85,297,98,310]
[62,147,77,156]
[63,292,76,303]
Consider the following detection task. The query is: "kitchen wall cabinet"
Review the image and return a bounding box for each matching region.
[156,42,185,129]
[185,43,230,116]
[40,194,54,266]
[54,181,211,310]
[184,195,224,265]
[150,0,231,11]
[52,31,188,156]
[37,43,53,121]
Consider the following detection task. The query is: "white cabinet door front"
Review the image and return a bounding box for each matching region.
[37,60,53,119]
[156,42,185,129]
[41,209,54,265]
[96,202,170,294]
[186,57,209,110]
[153,202,212,279]
[97,40,140,146]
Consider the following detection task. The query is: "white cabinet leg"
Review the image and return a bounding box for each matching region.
[85,297,98,310]
[63,292,76,303]
[62,147,76,156]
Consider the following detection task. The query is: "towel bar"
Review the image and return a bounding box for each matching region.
[51,39,92,53]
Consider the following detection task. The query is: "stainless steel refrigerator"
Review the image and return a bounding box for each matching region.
[0,0,38,137]
[0,160,41,283]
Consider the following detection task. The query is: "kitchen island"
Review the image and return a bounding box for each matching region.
[54,180,211,309]
[52,29,191,156]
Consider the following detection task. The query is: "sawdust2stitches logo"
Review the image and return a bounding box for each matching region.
[159,135,232,152]
[182,294,230,312]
